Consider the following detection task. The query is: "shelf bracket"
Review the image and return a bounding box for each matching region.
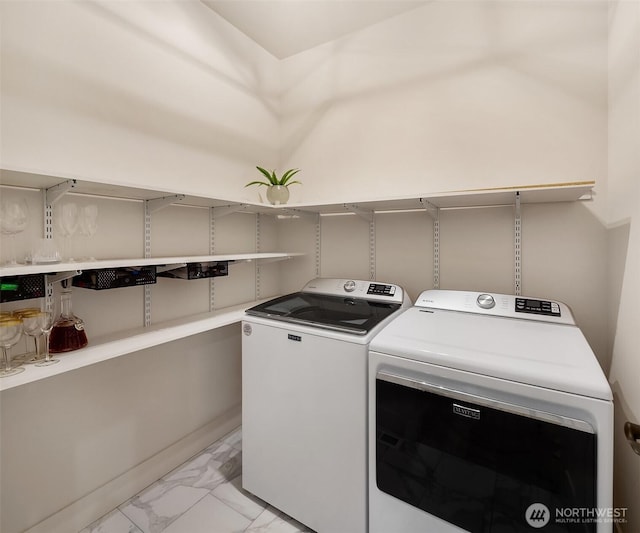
[344,204,374,223]
[145,194,185,214]
[421,199,440,289]
[212,204,250,219]
[279,208,318,222]
[44,180,77,240]
[514,192,522,296]
[45,179,77,207]
[46,270,82,286]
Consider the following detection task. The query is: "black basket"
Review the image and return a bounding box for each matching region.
[72,266,157,290]
[0,274,46,303]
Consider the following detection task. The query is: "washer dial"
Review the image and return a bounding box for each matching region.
[343,280,356,292]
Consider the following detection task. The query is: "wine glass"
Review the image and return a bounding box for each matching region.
[34,311,58,367]
[0,316,25,377]
[78,204,98,260]
[12,308,41,363]
[56,203,79,261]
[0,198,29,265]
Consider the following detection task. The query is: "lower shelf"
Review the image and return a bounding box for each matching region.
[0,299,268,392]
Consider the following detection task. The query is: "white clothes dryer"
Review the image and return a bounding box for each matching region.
[368,290,613,533]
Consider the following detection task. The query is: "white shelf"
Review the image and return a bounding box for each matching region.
[282,181,595,215]
[0,253,304,277]
[1,168,594,216]
[0,299,267,392]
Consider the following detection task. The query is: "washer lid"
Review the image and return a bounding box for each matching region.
[245,291,404,335]
[370,306,612,401]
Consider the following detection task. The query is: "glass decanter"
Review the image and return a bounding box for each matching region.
[49,281,88,353]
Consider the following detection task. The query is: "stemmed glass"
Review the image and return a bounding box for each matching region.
[78,204,98,260]
[12,308,41,363]
[0,316,25,377]
[34,311,58,367]
[0,198,29,265]
[57,203,79,261]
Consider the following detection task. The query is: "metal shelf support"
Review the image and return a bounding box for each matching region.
[42,180,78,310]
[344,204,374,223]
[514,192,522,296]
[422,199,440,289]
[45,179,77,208]
[255,214,262,300]
[369,216,376,281]
[145,194,185,214]
[209,207,216,311]
[315,214,322,278]
[212,204,250,219]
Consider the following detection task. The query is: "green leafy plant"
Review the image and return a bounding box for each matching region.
[245,167,302,188]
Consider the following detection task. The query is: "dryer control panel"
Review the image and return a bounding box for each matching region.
[515,297,561,317]
[414,290,576,325]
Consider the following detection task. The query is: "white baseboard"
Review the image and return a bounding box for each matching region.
[25,405,242,533]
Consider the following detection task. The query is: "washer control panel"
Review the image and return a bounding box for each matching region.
[367,283,396,297]
[302,278,407,305]
[515,298,561,317]
[343,280,356,292]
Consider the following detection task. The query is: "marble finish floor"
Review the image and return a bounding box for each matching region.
[80,427,314,533]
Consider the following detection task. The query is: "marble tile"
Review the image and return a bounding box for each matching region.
[221,427,243,451]
[79,509,142,533]
[119,481,210,533]
[79,427,315,533]
[211,475,267,521]
[246,506,314,533]
[163,442,242,491]
[162,494,251,533]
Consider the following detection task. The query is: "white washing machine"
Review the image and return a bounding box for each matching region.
[242,278,411,533]
[368,290,613,533]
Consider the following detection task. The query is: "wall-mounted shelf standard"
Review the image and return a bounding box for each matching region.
[0,298,272,392]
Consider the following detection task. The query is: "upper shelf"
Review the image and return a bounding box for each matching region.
[0,253,303,277]
[1,167,594,215]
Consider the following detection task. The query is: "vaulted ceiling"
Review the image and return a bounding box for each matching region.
[202,1,427,58]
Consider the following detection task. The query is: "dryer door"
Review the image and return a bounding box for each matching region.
[375,372,597,533]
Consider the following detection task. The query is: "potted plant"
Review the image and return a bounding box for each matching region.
[245,166,302,205]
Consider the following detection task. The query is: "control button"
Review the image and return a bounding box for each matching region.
[477,294,495,309]
[344,280,356,293]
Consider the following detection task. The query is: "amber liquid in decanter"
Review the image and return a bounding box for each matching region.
[49,285,88,353]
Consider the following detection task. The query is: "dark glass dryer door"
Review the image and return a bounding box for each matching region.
[245,292,402,335]
[376,372,597,533]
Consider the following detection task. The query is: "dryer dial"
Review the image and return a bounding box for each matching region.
[477,294,495,309]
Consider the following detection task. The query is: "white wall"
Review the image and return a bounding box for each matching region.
[279,1,607,204]
[0,2,283,532]
[276,0,611,366]
[277,201,610,369]
[607,1,640,531]
[0,326,242,533]
[0,0,280,199]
